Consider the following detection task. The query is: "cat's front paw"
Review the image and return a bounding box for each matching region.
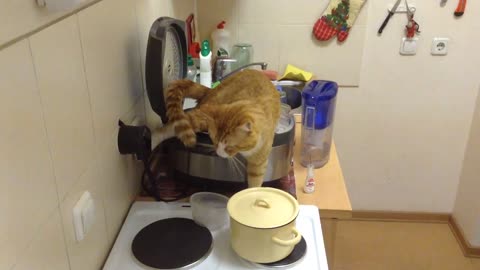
[181,130,197,148]
[247,175,264,188]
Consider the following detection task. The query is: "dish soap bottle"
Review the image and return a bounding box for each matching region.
[199,40,212,88]
[211,21,231,57]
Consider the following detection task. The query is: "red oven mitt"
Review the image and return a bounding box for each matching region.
[313,0,366,42]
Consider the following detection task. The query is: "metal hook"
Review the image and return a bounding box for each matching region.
[405,0,416,17]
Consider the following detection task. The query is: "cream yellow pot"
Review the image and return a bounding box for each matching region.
[227,187,301,263]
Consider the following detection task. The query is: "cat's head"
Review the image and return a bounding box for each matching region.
[209,113,260,158]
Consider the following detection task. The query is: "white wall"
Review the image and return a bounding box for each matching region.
[453,87,480,246]
[1,0,194,269]
[334,0,480,212]
[196,0,480,213]
[197,0,368,86]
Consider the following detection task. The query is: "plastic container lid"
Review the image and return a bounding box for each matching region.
[227,187,299,229]
[302,80,338,129]
[302,80,337,101]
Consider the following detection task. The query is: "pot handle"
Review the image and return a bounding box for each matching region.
[272,227,302,247]
[254,199,270,209]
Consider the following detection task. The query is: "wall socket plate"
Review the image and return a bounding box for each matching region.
[400,37,418,55]
[432,38,449,55]
[73,191,95,242]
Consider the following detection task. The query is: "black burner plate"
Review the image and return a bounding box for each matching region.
[131,218,213,269]
[259,236,307,268]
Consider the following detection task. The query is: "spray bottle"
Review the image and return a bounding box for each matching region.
[199,40,212,88]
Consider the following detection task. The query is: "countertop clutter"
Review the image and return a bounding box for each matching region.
[137,116,352,218]
[293,116,352,218]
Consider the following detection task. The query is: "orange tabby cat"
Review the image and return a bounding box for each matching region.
[157,69,280,187]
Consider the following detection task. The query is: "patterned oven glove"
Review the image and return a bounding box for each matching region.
[313,0,366,42]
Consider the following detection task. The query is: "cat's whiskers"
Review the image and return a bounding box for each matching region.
[227,157,242,176]
[233,156,246,170]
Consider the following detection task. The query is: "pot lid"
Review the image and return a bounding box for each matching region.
[145,17,187,123]
[227,187,299,229]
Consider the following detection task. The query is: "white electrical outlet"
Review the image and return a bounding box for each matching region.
[400,37,418,55]
[73,191,95,242]
[432,38,449,55]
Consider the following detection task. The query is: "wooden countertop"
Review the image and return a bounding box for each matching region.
[293,116,352,218]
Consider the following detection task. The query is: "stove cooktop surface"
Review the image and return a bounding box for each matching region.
[103,202,329,270]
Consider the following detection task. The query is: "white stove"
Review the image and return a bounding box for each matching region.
[103,201,329,270]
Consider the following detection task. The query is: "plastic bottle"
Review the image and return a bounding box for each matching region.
[186,54,197,82]
[303,164,315,194]
[184,54,198,110]
[199,40,212,88]
[211,21,231,57]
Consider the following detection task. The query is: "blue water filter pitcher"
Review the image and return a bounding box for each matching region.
[300,80,338,168]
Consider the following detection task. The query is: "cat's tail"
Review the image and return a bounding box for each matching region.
[165,80,208,147]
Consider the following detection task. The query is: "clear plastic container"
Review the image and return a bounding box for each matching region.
[190,192,229,231]
[184,54,198,110]
[186,54,197,82]
[300,80,338,168]
[230,43,253,70]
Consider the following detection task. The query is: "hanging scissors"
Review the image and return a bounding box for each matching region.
[405,0,420,38]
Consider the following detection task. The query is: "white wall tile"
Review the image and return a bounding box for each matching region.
[0,1,63,46]
[276,0,330,25]
[60,162,109,270]
[0,40,59,268]
[169,0,195,20]
[278,25,365,86]
[237,0,279,25]
[29,15,96,201]
[135,0,170,75]
[199,0,365,85]
[235,0,368,27]
[0,0,99,47]
[78,0,143,150]
[134,0,170,128]
[101,98,144,244]
[12,210,70,270]
[198,0,237,43]
[1,1,169,269]
[237,24,281,72]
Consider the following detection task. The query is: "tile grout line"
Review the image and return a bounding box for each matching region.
[0,0,103,52]
[9,206,68,270]
[74,13,99,154]
[26,38,73,270]
[132,0,148,127]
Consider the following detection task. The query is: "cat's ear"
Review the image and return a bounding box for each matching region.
[239,121,252,132]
